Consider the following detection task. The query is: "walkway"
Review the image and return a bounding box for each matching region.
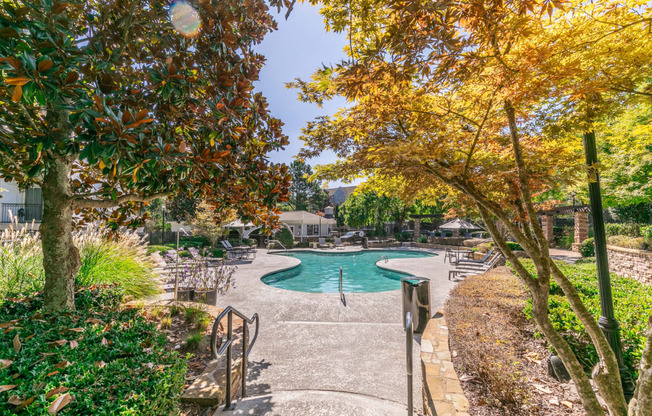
[207,247,458,415]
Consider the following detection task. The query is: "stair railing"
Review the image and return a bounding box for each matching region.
[210,306,260,410]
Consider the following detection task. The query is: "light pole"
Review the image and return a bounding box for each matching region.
[175,227,189,302]
[161,203,167,246]
[583,131,635,400]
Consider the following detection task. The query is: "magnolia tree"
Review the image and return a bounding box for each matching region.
[0,0,292,310]
[297,0,652,414]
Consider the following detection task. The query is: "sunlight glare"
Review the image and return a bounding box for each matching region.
[170,1,201,37]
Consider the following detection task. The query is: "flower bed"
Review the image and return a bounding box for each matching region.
[0,286,187,415]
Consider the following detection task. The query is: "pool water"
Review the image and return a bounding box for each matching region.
[261,250,435,293]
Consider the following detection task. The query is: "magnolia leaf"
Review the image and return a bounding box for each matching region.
[11,86,22,103]
[84,318,103,324]
[8,395,23,405]
[94,361,106,369]
[45,386,69,400]
[53,360,71,369]
[13,334,21,352]
[0,359,14,369]
[0,323,12,329]
[69,340,78,349]
[50,339,67,347]
[47,392,72,415]
[64,71,79,84]
[0,385,16,393]
[16,396,35,410]
[101,337,108,346]
[5,77,30,86]
[38,60,53,72]
[46,371,60,377]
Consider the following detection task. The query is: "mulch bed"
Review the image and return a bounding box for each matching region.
[141,302,243,416]
[446,267,589,416]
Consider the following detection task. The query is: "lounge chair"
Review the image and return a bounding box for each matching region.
[318,238,330,249]
[453,249,494,266]
[222,240,256,260]
[334,237,345,250]
[448,252,502,281]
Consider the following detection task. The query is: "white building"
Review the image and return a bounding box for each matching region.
[279,210,336,239]
[0,179,43,229]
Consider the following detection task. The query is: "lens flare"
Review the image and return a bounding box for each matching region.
[170,1,201,37]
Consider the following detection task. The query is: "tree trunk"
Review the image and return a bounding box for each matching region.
[628,317,652,416]
[41,157,80,311]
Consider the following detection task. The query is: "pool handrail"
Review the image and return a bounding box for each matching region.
[339,266,343,300]
[266,239,288,251]
[210,306,260,410]
[378,255,389,263]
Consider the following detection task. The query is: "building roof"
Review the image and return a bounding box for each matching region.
[325,185,357,198]
[280,210,336,225]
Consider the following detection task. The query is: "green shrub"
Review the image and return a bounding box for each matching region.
[607,235,646,250]
[274,228,294,249]
[185,332,204,351]
[578,238,595,258]
[294,241,311,248]
[146,245,169,255]
[205,248,225,258]
[0,223,44,299]
[1,226,160,301]
[520,260,652,381]
[477,242,492,253]
[605,223,642,238]
[179,250,191,258]
[0,286,187,415]
[641,225,652,240]
[418,235,428,243]
[75,230,161,299]
[506,241,523,251]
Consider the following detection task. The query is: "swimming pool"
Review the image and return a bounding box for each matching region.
[261,250,436,293]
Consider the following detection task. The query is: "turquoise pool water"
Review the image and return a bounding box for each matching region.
[261,250,435,293]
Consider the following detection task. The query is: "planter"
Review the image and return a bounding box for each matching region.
[191,289,218,306]
[176,288,195,301]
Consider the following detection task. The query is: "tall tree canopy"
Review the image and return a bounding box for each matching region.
[286,160,327,212]
[296,0,652,414]
[0,0,292,310]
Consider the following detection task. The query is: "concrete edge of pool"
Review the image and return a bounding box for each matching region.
[261,248,440,293]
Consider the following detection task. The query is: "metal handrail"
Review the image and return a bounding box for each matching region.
[378,255,389,263]
[406,311,414,416]
[266,239,287,251]
[339,266,343,299]
[210,306,260,410]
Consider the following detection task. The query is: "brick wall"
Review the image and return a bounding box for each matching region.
[607,245,652,285]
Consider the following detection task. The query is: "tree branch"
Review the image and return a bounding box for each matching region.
[72,193,167,209]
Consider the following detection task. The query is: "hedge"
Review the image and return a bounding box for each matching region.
[0,286,187,415]
[520,260,651,381]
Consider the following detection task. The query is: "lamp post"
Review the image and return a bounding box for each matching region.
[175,227,189,302]
[583,131,635,400]
[161,204,167,245]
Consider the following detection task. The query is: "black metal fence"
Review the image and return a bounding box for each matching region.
[145,231,177,246]
[1,203,43,223]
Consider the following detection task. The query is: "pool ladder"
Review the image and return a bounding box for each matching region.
[266,239,288,251]
[378,255,389,263]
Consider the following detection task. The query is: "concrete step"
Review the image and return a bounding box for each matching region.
[212,390,416,416]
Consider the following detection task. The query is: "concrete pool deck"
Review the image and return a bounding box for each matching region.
[199,246,459,415]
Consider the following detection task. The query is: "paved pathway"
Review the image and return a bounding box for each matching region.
[203,247,458,415]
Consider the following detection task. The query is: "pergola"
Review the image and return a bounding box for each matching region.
[409,214,443,237]
[539,204,591,252]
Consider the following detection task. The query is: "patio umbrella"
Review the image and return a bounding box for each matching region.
[438,219,483,246]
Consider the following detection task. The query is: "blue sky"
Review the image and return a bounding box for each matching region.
[254,2,361,188]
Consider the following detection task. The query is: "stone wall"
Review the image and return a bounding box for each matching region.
[421,310,470,416]
[607,245,652,285]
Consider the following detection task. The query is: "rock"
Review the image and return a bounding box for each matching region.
[547,355,571,383]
